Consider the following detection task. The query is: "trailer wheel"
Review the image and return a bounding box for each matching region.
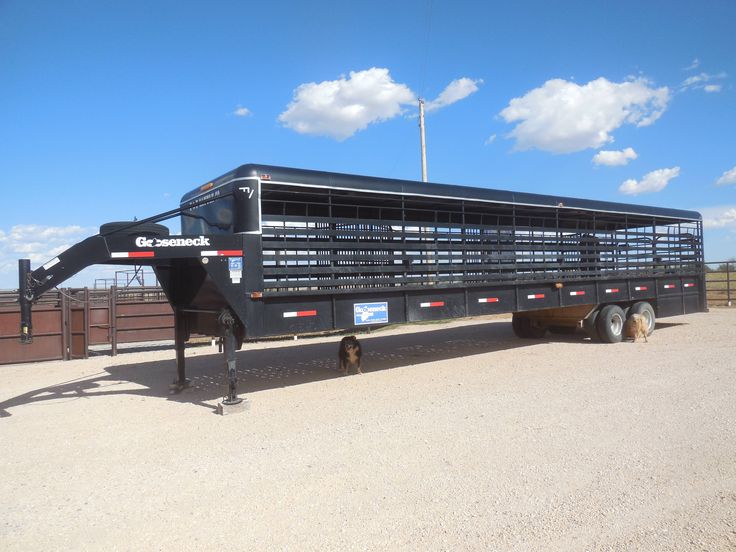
[526,319,547,338]
[549,325,576,335]
[512,313,530,338]
[629,302,656,336]
[100,221,170,236]
[512,314,546,339]
[596,305,625,343]
[583,310,600,341]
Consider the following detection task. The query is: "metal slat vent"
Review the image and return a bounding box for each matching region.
[260,184,703,295]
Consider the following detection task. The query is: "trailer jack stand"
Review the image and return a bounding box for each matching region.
[169,309,191,394]
[216,310,249,415]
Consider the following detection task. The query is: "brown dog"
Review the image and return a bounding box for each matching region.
[624,313,648,343]
[338,335,362,375]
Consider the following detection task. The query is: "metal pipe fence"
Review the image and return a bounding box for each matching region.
[705,260,735,306]
[0,287,174,365]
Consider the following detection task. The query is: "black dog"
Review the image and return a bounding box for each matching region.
[338,335,362,375]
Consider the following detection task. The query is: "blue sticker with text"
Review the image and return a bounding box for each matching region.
[228,257,243,271]
[354,302,389,325]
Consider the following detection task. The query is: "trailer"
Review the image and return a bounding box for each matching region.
[18,164,706,408]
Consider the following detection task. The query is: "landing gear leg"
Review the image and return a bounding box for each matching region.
[217,310,248,415]
[170,308,191,393]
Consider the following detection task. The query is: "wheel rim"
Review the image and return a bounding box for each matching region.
[610,313,624,336]
[641,310,653,333]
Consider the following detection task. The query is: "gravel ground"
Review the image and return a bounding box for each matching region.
[1,309,735,551]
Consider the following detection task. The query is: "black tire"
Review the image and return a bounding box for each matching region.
[526,318,547,338]
[629,301,656,336]
[512,313,530,338]
[548,325,576,335]
[512,314,547,339]
[583,309,600,341]
[596,304,626,343]
[100,221,170,237]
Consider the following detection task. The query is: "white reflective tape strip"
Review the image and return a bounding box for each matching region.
[605,288,619,293]
[527,294,544,299]
[200,251,218,256]
[282,310,317,318]
[111,252,129,258]
[478,297,499,303]
[664,284,676,289]
[43,257,61,270]
[569,291,585,296]
[420,301,445,308]
[635,286,648,291]
[684,283,695,288]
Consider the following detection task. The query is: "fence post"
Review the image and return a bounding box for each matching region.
[728,262,732,307]
[110,286,118,356]
[61,290,70,361]
[83,287,90,358]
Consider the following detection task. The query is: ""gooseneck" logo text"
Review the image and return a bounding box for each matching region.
[135,236,211,248]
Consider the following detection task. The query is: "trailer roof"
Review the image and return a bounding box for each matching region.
[181,163,701,222]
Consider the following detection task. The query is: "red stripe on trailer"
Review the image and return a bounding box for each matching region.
[605,288,619,294]
[684,283,695,288]
[478,297,499,303]
[635,286,648,291]
[569,291,585,296]
[283,310,317,318]
[664,284,676,289]
[527,294,545,299]
[420,301,445,308]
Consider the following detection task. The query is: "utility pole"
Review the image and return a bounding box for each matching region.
[419,99,428,182]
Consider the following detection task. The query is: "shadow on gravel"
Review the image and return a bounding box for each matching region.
[0,318,687,416]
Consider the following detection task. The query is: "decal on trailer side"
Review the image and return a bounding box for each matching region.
[229,257,243,284]
[353,302,389,325]
[135,236,211,248]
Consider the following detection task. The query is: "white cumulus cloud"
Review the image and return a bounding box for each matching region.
[0,224,97,289]
[716,166,736,187]
[499,77,670,153]
[592,147,638,167]
[278,68,416,140]
[233,106,251,117]
[679,71,727,92]
[619,167,680,196]
[700,205,736,229]
[425,78,482,112]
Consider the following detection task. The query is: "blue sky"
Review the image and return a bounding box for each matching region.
[1,0,735,288]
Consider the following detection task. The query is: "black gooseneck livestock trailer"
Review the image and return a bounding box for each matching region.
[18,164,706,407]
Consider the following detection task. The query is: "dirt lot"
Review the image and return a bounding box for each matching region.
[1,309,735,551]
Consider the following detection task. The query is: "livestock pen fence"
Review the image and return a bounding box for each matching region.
[705,260,736,306]
[0,287,174,365]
